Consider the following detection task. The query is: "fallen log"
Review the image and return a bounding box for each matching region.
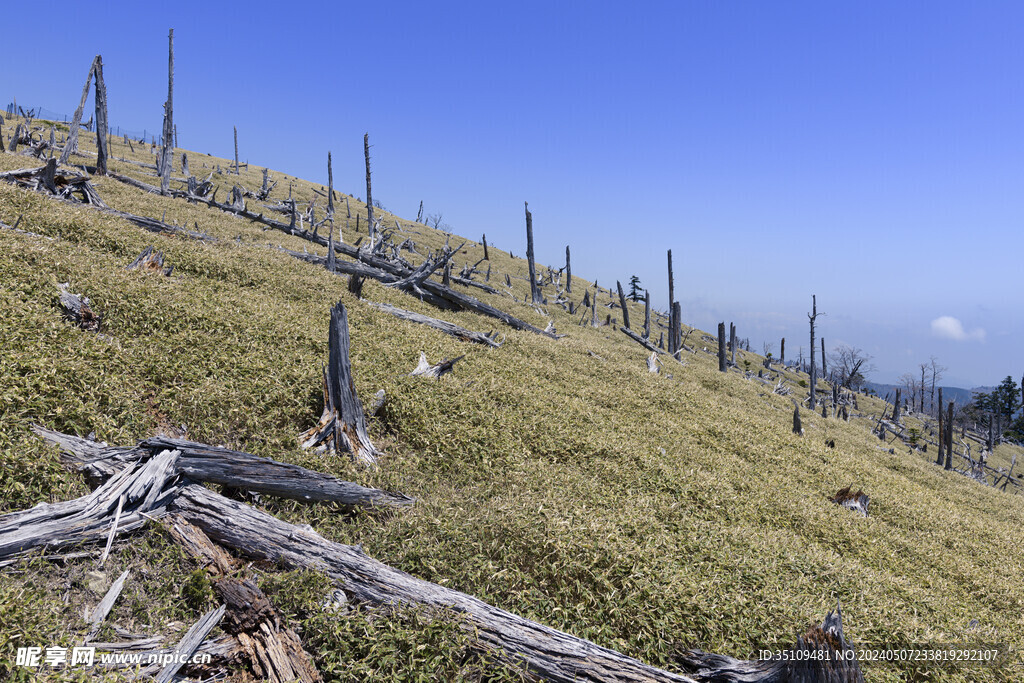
[367,301,500,347]
[32,426,412,508]
[0,158,107,207]
[621,326,666,356]
[281,246,555,337]
[170,483,699,683]
[144,435,411,506]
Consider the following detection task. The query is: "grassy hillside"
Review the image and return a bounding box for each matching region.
[1,117,1022,682]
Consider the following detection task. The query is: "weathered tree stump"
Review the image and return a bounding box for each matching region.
[57,282,101,331]
[831,486,869,516]
[299,302,382,467]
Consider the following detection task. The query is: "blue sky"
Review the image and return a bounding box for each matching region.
[5,1,1023,387]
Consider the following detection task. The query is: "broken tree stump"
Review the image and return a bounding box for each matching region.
[299,301,382,467]
[126,245,173,275]
[57,282,101,331]
[677,606,863,682]
[831,486,870,516]
[213,576,323,683]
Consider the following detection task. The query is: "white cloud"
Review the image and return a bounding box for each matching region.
[930,316,985,342]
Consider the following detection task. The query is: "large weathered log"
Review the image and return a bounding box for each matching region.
[367,301,500,347]
[279,246,555,338]
[33,427,412,508]
[621,326,668,357]
[170,483,698,683]
[300,302,382,467]
[146,435,410,506]
[0,159,107,208]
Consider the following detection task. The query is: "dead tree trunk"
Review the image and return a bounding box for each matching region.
[565,245,571,293]
[671,302,682,360]
[233,126,240,175]
[364,133,374,242]
[299,302,381,467]
[667,249,675,354]
[793,402,803,435]
[892,388,901,424]
[781,337,785,364]
[93,56,109,175]
[616,281,631,330]
[821,337,827,381]
[59,56,97,165]
[945,401,954,470]
[936,388,945,466]
[729,322,736,366]
[525,202,541,304]
[327,151,335,218]
[718,322,727,372]
[160,29,174,195]
[808,295,822,409]
[643,290,650,340]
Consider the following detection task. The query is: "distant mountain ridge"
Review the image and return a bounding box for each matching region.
[864,381,976,407]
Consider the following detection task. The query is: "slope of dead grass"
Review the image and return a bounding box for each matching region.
[0,118,1021,681]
